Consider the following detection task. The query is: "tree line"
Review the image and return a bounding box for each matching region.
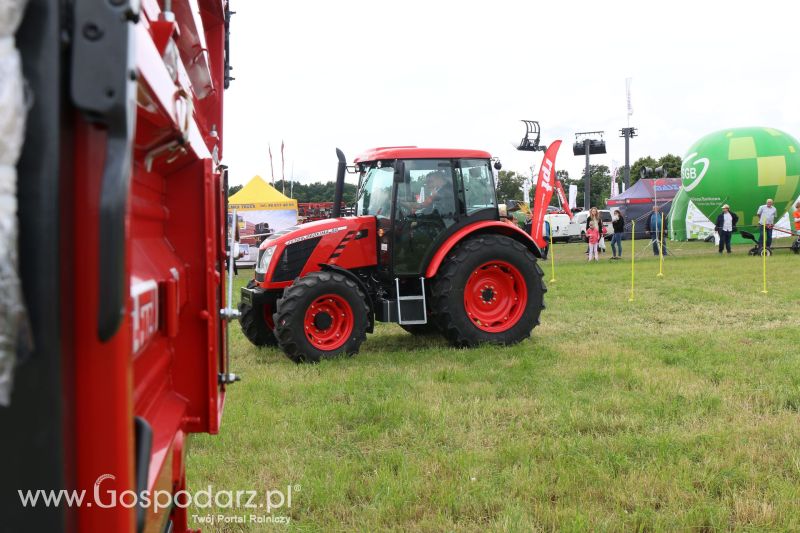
[227,179,357,204]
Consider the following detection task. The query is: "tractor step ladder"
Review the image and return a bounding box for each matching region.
[395,277,427,325]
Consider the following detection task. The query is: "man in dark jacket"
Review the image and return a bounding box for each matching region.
[647,205,669,256]
[714,204,738,254]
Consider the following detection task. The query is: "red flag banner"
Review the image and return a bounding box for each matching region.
[554,180,573,220]
[530,140,562,249]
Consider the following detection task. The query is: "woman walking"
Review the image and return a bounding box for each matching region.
[611,209,624,259]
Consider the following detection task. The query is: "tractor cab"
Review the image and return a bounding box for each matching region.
[354,148,498,277]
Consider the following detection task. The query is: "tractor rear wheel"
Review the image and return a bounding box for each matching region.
[274,271,369,363]
[431,235,545,347]
[238,280,277,346]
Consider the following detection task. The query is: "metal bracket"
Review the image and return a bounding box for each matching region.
[218,372,241,385]
[71,0,140,340]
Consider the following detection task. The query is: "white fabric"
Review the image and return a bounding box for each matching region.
[722,212,733,232]
[757,205,777,225]
[0,0,29,407]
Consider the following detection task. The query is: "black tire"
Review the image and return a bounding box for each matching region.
[399,323,440,335]
[430,235,546,347]
[581,230,587,243]
[274,271,369,363]
[238,280,277,346]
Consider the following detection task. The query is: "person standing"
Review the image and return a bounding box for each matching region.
[585,207,605,252]
[756,198,778,250]
[793,201,800,234]
[586,224,600,262]
[647,205,668,256]
[611,209,624,259]
[714,204,738,254]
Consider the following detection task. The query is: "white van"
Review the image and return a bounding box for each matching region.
[570,210,614,241]
[543,213,575,242]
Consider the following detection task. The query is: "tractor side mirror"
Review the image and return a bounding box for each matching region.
[393,161,406,183]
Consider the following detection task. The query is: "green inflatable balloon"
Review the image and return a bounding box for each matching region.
[681,127,800,235]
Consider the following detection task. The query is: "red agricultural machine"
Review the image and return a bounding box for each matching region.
[240,147,547,362]
[2,1,236,532]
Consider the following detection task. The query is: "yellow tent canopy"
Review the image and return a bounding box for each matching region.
[229,175,298,211]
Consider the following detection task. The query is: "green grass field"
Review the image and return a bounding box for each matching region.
[187,240,800,532]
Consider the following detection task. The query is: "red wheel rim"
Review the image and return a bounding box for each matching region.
[303,294,354,351]
[463,261,527,333]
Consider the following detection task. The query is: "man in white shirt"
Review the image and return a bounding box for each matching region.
[756,198,778,250]
[714,204,738,254]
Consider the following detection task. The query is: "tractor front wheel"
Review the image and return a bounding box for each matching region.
[431,235,545,347]
[238,280,277,346]
[274,271,369,363]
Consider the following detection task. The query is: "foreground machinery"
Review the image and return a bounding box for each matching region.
[2,1,237,531]
[240,147,547,362]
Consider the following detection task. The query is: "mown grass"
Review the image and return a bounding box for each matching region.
[187,240,800,532]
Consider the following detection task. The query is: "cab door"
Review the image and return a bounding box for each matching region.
[392,159,457,276]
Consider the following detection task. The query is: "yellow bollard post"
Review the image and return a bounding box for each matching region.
[549,223,556,283]
[657,212,665,277]
[629,220,635,302]
[761,221,768,294]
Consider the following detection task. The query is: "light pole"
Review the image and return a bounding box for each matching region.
[619,127,637,189]
[573,131,606,209]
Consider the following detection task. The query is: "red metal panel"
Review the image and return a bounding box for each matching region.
[71,118,137,533]
[64,3,228,531]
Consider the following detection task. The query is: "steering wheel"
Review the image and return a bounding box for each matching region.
[396,200,416,219]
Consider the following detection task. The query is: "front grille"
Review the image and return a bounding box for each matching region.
[272,237,322,282]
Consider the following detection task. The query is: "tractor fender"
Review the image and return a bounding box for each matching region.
[424,221,543,279]
[319,264,375,333]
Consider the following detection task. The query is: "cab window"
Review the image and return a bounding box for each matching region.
[457,159,496,215]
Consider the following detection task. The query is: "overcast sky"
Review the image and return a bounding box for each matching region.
[222,0,800,190]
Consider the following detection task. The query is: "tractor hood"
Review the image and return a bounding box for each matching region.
[255,216,377,287]
[259,217,352,251]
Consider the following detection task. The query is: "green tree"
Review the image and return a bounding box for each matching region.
[495,170,527,203]
[571,164,612,208]
[227,184,243,196]
[630,156,659,184]
[657,154,683,178]
[275,179,357,205]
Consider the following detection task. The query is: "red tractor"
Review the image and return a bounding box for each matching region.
[240,147,547,362]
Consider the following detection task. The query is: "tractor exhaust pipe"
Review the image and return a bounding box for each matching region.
[332,148,346,218]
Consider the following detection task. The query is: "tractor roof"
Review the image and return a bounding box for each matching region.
[354,146,492,163]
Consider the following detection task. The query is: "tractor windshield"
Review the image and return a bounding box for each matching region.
[356,165,394,219]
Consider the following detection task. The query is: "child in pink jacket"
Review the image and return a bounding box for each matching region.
[587,226,600,261]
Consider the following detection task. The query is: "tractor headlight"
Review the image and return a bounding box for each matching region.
[256,245,276,275]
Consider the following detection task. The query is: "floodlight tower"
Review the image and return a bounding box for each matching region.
[619,127,637,189]
[573,131,606,210]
